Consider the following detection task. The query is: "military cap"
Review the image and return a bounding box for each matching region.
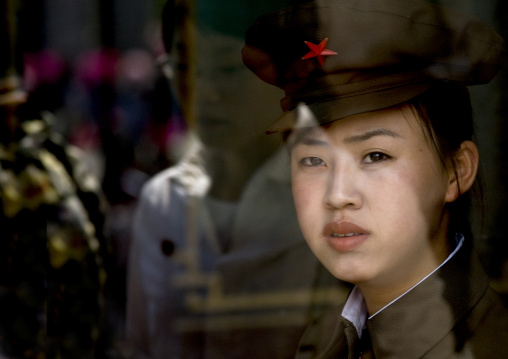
[242,0,506,132]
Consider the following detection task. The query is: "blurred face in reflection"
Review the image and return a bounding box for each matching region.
[194,31,283,150]
[290,105,456,294]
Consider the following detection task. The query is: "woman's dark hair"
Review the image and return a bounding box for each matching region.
[408,81,483,241]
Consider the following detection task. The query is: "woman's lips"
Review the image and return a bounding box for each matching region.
[323,221,369,252]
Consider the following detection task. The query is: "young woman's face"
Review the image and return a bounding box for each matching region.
[290,105,456,293]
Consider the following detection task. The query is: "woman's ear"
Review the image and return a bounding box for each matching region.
[445,140,479,203]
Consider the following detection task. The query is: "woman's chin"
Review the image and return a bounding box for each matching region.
[324,262,372,285]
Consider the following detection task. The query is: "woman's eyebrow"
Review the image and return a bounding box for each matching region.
[343,128,404,144]
[299,137,329,146]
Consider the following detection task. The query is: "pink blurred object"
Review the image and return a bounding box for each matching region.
[24,50,68,91]
[75,48,119,89]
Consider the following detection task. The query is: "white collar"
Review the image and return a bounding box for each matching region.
[342,285,368,337]
[341,233,465,337]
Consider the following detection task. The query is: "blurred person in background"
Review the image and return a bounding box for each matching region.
[125,0,349,358]
[0,0,111,357]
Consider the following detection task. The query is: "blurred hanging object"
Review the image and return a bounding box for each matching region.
[0,0,111,357]
[0,0,26,109]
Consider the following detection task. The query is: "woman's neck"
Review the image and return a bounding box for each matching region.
[360,233,452,316]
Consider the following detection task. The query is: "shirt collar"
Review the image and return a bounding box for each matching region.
[341,233,465,336]
[342,285,368,337]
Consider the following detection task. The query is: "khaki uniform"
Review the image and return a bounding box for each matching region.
[296,241,508,359]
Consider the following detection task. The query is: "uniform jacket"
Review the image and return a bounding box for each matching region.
[296,240,508,359]
[126,140,348,359]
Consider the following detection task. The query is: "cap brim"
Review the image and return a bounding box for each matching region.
[267,81,433,133]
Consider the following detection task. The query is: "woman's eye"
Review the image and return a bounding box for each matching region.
[364,152,390,163]
[300,157,325,167]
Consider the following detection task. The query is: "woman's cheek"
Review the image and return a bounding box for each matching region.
[292,178,323,230]
[292,179,312,213]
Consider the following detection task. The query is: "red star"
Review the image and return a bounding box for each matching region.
[302,38,337,66]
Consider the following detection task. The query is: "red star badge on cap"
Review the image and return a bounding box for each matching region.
[302,38,337,66]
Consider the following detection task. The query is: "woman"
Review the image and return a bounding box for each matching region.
[242,0,508,357]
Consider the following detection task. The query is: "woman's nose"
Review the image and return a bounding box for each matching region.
[324,164,362,210]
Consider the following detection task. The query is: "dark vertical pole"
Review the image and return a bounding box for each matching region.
[0,0,26,139]
[0,0,19,78]
[17,0,45,53]
[98,0,115,47]
[490,0,508,282]
[174,0,196,127]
